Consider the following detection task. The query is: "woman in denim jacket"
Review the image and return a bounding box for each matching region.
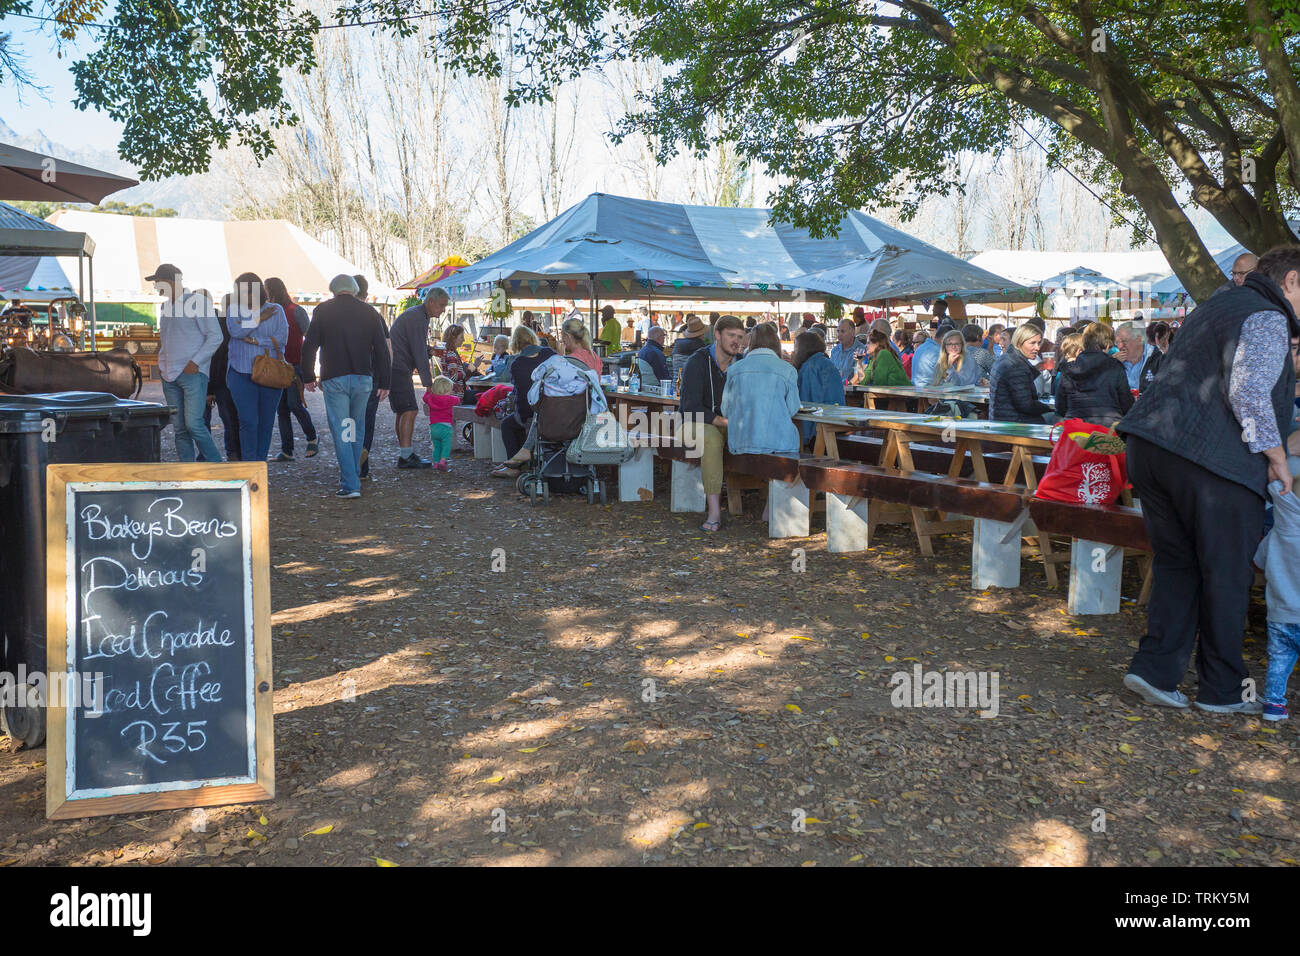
[721,321,801,457]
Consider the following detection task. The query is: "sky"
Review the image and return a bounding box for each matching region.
[0,12,122,146]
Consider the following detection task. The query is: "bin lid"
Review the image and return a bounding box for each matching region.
[0,391,171,432]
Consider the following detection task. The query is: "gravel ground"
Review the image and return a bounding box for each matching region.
[0,383,1294,867]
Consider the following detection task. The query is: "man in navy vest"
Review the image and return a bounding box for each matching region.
[1118,247,1300,714]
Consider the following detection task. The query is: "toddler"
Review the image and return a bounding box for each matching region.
[422,376,458,472]
[1253,459,1300,721]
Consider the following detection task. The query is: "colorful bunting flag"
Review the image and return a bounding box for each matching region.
[565,279,578,293]
[600,279,614,292]
[528,280,540,294]
[671,281,683,289]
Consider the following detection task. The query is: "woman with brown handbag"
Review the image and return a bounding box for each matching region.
[224,271,290,461]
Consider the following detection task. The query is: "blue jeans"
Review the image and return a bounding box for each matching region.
[323,374,372,493]
[226,368,283,462]
[162,371,221,463]
[1265,622,1300,708]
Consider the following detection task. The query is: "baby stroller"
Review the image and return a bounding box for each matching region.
[516,363,607,505]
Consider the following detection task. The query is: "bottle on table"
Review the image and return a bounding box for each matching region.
[629,363,641,393]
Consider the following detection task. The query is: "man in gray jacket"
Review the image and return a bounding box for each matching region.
[151,263,223,463]
[389,288,448,468]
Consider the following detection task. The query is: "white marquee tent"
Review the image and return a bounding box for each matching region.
[41,211,396,301]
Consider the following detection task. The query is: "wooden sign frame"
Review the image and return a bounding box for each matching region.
[45,462,274,819]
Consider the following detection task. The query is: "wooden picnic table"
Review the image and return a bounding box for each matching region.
[795,404,1056,490]
[850,384,990,412]
[795,403,1063,583]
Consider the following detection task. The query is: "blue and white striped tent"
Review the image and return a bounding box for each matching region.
[435,192,1022,303]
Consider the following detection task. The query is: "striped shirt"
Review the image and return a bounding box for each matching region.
[225,303,289,376]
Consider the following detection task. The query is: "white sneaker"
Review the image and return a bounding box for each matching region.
[1123,672,1190,709]
[1193,699,1263,715]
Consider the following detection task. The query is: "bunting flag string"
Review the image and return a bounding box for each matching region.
[546,279,560,291]
[564,279,578,293]
[619,278,633,293]
[600,279,614,292]
[528,279,540,294]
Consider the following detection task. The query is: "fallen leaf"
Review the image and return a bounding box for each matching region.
[305,825,333,836]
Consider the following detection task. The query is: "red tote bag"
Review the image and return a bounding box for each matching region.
[1034,418,1128,506]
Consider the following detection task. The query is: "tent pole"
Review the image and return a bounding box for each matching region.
[589,273,598,343]
[89,254,97,353]
[77,252,86,351]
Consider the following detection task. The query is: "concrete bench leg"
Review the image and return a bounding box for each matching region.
[971,511,1026,590]
[1068,539,1122,614]
[619,446,654,502]
[670,460,706,512]
[768,477,810,538]
[472,422,491,459]
[490,428,507,463]
[825,493,871,552]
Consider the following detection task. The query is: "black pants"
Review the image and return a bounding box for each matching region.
[502,414,529,460]
[201,386,241,461]
[362,388,381,453]
[276,368,317,454]
[1126,436,1262,705]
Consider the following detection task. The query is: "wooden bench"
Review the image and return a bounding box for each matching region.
[1029,498,1152,613]
[651,443,812,534]
[799,460,1037,586]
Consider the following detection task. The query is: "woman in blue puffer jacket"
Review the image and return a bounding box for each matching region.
[792,330,845,449]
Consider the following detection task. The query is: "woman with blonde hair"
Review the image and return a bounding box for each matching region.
[989,324,1053,423]
[560,315,603,373]
[932,329,985,386]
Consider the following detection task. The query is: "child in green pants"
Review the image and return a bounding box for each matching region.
[422,376,458,472]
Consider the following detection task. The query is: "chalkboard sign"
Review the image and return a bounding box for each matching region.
[45,463,274,819]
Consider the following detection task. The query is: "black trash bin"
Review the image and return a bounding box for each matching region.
[0,391,171,747]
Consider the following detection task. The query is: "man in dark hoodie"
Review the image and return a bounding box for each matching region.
[1118,247,1300,714]
[680,314,745,532]
[1054,321,1134,426]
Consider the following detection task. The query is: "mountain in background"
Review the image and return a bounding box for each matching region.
[0,117,239,218]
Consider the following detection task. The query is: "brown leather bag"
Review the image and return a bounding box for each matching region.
[251,337,294,389]
[0,347,142,398]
